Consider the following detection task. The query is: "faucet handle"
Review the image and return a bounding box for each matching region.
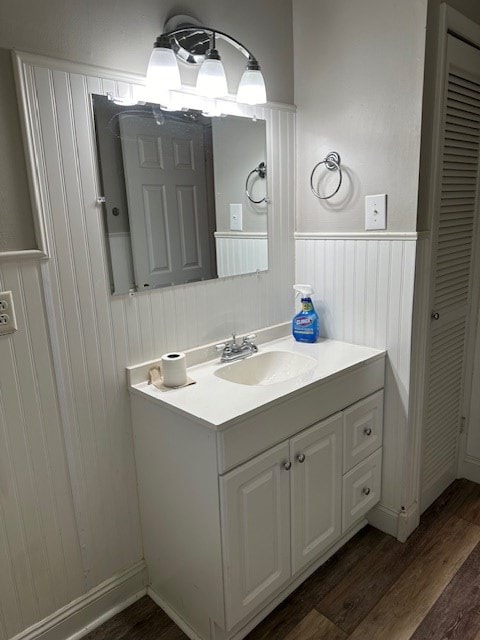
[243,333,257,343]
[215,343,227,351]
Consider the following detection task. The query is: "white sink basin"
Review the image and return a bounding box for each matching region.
[214,350,317,386]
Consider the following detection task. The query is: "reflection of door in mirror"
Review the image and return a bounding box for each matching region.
[92,95,268,295]
[119,114,216,290]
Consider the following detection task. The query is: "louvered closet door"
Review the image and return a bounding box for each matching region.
[421,35,480,511]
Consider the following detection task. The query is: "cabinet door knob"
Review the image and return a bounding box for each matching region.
[297,453,306,463]
[431,311,440,320]
[283,461,292,471]
[364,427,372,436]
[363,487,371,496]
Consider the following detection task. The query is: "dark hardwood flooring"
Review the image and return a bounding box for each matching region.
[84,479,480,640]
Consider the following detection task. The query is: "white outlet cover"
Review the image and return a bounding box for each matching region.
[0,291,18,336]
[365,194,387,230]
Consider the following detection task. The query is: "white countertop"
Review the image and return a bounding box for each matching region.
[129,336,385,429]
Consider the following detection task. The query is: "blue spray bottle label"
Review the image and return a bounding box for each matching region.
[292,293,319,343]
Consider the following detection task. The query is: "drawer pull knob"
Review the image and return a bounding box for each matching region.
[364,427,373,436]
[363,487,371,496]
[297,453,306,463]
[283,461,292,471]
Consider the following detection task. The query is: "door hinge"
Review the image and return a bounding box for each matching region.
[460,416,467,434]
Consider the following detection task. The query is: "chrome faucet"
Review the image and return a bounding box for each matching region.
[216,333,258,363]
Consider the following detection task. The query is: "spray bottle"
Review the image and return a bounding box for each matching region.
[292,284,319,343]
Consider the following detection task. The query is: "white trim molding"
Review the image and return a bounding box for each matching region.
[12,52,51,259]
[214,232,268,239]
[460,456,480,485]
[295,231,420,241]
[10,561,147,640]
[0,249,48,262]
[397,502,421,543]
[366,504,400,539]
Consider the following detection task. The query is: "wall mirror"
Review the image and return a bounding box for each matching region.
[92,95,268,295]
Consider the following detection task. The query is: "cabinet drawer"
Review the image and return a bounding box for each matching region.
[342,448,382,532]
[343,390,383,473]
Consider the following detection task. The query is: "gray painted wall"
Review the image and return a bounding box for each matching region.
[0,0,293,250]
[212,116,268,233]
[0,49,36,250]
[293,0,428,233]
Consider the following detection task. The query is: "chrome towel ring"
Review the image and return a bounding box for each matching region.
[310,151,343,200]
[246,161,267,204]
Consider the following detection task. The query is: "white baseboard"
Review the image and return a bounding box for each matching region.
[367,501,420,542]
[148,589,203,640]
[366,503,399,538]
[11,561,147,640]
[459,455,480,484]
[397,502,420,543]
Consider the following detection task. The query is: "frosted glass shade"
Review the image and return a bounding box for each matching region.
[196,58,228,98]
[145,47,181,103]
[237,69,267,105]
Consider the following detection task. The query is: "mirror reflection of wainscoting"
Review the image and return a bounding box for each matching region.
[214,232,268,278]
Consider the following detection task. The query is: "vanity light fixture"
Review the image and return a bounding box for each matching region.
[145,15,267,106]
[145,34,182,104]
[195,32,228,98]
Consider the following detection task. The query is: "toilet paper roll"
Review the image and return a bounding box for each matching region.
[161,352,187,388]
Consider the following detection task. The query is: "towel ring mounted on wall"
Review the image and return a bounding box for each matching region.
[246,162,267,204]
[310,151,343,200]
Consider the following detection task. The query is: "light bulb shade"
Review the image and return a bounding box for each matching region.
[196,56,228,98]
[145,46,181,103]
[237,68,267,105]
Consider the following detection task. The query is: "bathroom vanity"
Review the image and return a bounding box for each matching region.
[128,335,385,640]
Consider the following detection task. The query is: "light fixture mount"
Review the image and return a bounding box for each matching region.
[163,15,211,65]
[161,14,255,67]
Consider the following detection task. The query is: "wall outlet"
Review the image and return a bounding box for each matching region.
[365,194,387,230]
[0,291,18,336]
[230,204,243,231]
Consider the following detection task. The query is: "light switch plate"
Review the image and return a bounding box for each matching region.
[230,204,243,231]
[365,194,387,230]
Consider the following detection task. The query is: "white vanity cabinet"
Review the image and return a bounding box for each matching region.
[128,339,385,640]
[221,413,343,629]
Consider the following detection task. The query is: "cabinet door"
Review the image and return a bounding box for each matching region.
[220,441,291,631]
[290,413,342,575]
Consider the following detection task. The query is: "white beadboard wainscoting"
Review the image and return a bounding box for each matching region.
[214,232,268,278]
[1,51,295,640]
[295,232,417,537]
[0,258,84,639]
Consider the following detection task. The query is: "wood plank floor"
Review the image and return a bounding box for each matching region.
[84,479,480,640]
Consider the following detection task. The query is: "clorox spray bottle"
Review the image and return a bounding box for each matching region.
[292,284,319,343]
